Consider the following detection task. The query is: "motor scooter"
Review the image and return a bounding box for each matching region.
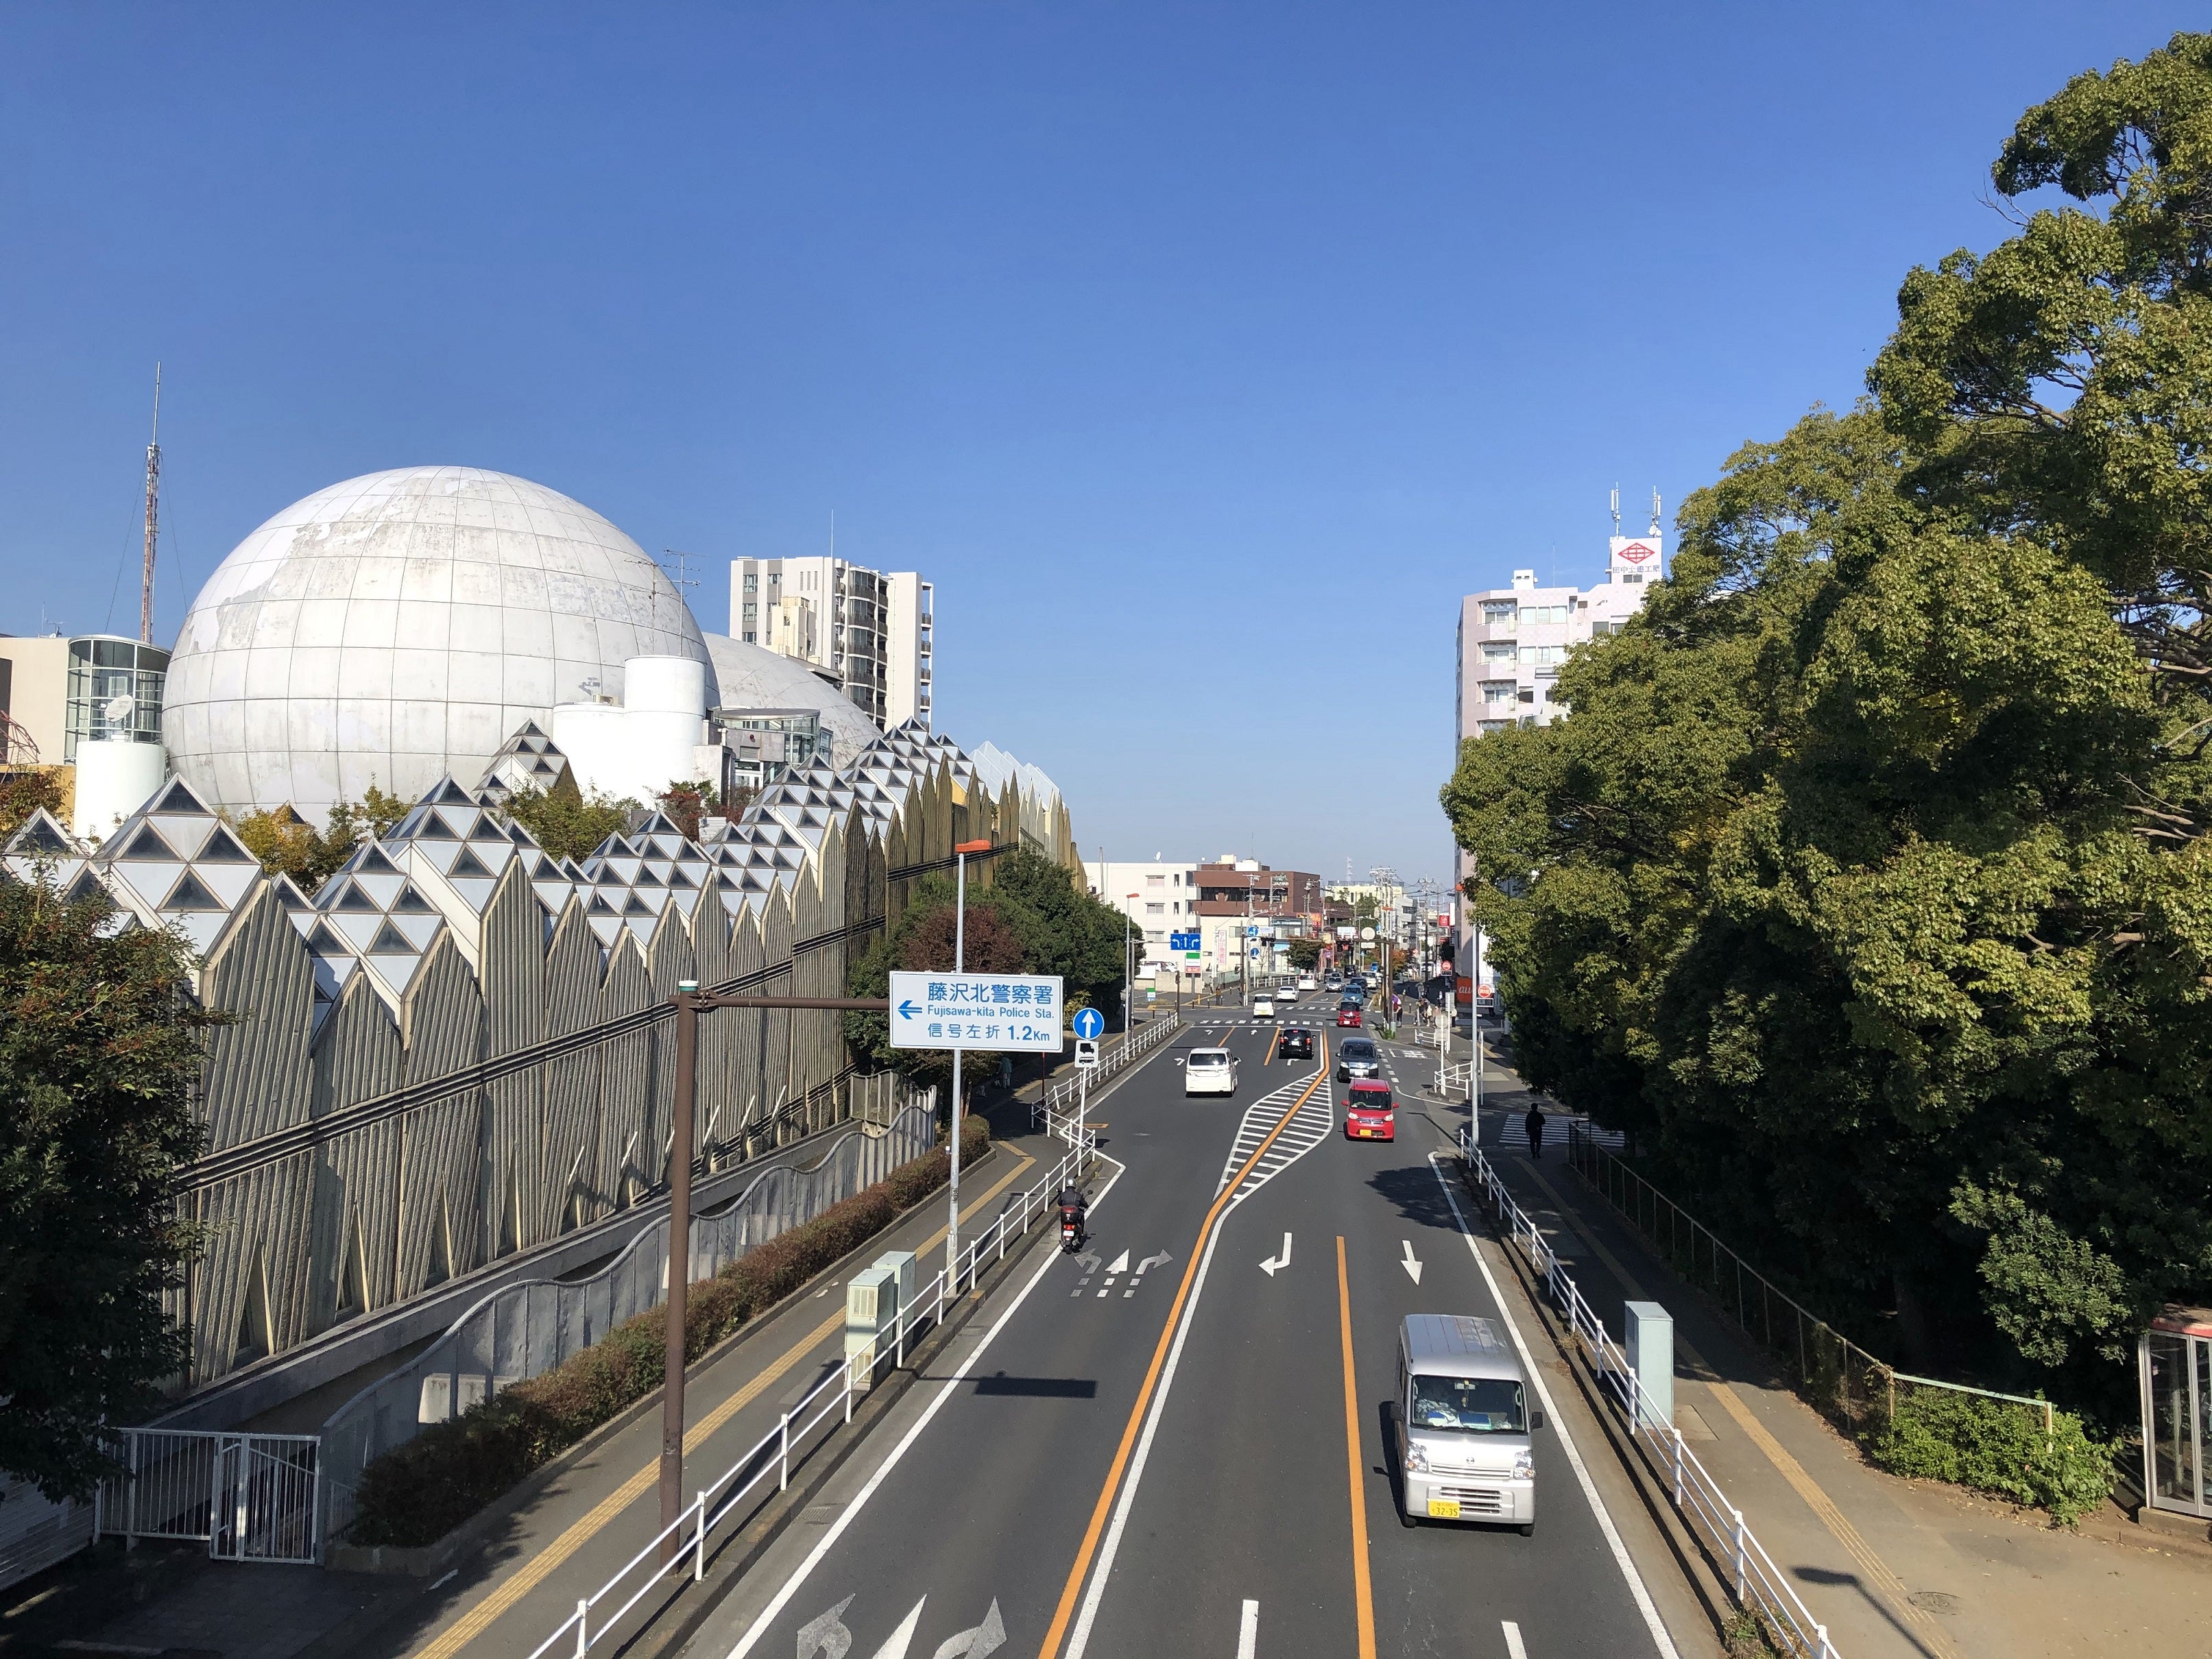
[1059,1204,1087,1253]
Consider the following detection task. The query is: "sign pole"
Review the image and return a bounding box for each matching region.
[658,978,699,1561]
[946,838,992,1294]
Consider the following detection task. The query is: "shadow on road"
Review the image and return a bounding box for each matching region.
[1363,1161,1459,1232]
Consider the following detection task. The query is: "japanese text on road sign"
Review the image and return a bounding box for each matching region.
[887,971,1066,1052]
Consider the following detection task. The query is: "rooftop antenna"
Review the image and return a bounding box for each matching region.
[1609,484,1620,538]
[1650,488,1662,537]
[657,548,701,638]
[139,363,162,644]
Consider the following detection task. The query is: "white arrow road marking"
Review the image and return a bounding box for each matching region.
[1400,1240,1423,1285]
[1074,1252,1101,1273]
[1260,1233,1293,1276]
[867,1600,926,1659]
[1136,1251,1172,1274]
[1236,1599,1259,1659]
[1107,1250,1129,1274]
[928,1599,1005,1659]
[797,1595,855,1659]
[1502,1620,1529,1659]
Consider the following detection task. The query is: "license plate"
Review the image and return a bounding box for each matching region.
[1428,1498,1459,1520]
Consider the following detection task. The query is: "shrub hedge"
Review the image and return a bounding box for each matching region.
[348,1114,991,1547]
[1865,1386,2113,1524]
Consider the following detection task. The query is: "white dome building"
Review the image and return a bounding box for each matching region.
[699,632,882,764]
[165,467,714,819]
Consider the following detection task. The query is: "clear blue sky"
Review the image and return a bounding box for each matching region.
[0,4,2185,884]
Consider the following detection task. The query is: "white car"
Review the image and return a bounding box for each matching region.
[1297,974,1318,991]
[1181,1048,1239,1095]
[1253,995,1275,1021]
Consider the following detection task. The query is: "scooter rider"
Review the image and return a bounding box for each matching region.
[1057,1184,1089,1245]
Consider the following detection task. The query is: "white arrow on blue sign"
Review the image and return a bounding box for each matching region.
[1072,1006,1104,1041]
[887,971,1066,1052]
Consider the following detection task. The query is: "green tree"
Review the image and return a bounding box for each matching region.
[0,771,68,841]
[499,777,638,863]
[232,785,410,891]
[983,849,1133,1020]
[0,876,212,1499]
[1286,938,1325,972]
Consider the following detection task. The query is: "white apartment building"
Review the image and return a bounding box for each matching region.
[730,556,934,729]
[1081,858,1199,973]
[1452,526,1661,981]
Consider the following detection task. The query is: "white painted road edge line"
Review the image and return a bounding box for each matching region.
[1502,1618,1530,1659]
[1237,1599,1259,1659]
[1426,1152,1679,1659]
[1064,1097,1326,1659]
[724,1150,1127,1658]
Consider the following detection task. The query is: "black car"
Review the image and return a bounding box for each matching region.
[1279,1027,1314,1060]
[1334,1037,1381,1081]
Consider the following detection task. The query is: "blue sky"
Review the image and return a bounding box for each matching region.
[0,3,2187,884]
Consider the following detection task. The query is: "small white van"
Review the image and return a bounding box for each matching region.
[1180,1048,1238,1096]
[1395,1313,1541,1534]
[1252,995,1275,1021]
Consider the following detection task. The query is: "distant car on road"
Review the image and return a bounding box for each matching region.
[1279,1027,1314,1061]
[1298,973,1319,991]
[1336,1006,1362,1028]
[1344,1080,1395,1141]
[1180,1048,1238,1096]
[1252,995,1275,1020]
[1335,1037,1380,1081]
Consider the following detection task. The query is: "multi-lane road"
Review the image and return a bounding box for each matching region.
[680,995,1691,1659]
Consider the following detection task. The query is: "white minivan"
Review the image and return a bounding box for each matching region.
[1180,1048,1239,1096]
[1395,1313,1541,1534]
[1252,995,1275,1021]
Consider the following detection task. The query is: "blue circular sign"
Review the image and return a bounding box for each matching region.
[1072,1006,1105,1041]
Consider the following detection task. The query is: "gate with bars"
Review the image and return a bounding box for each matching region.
[97,1429,321,1564]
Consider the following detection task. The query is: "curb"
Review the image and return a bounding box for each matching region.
[1448,1148,1741,1651]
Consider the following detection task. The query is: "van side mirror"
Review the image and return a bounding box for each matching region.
[1531,1411,1546,1431]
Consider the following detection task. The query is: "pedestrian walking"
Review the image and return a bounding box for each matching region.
[1524,1104,1546,1159]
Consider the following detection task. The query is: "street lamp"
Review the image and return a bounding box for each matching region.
[946,838,993,1293]
[1125,893,1140,1031]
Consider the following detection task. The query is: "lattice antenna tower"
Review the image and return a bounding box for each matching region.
[139,363,162,644]
[1649,487,1662,537]
[1609,485,1620,537]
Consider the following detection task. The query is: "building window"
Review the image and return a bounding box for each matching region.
[1146,902,1166,915]
[1622,572,1642,583]
[1146,873,1166,888]
[1482,683,1515,707]
[1480,642,1515,664]
[1478,719,1511,734]
[1517,644,1565,666]
[1519,604,1569,624]
[1482,600,1517,625]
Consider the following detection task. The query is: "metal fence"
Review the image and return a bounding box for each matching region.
[1035,1012,1181,1136]
[1563,1124,2056,1439]
[1458,1129,1838,1659]
[319,1095,936,1544]
[528,1130,1098,1659]
[96,1429,322,1564]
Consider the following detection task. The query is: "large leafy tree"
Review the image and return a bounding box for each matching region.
[1444,34,2212,1411]
[0,877,211,1499]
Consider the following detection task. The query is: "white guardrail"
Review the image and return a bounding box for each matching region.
[1458,1128,1838,1659]
[1033,1011,1181,1136]
[529,1129,1098,1659]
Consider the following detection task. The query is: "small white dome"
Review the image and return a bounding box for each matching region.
[165,467,714,819]
[699,633,882,764]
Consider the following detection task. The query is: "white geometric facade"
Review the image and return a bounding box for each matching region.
[164,467,714,821]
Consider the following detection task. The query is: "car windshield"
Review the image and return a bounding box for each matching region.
[1351,1091,1392,1112]
[1341,1041,1374,1058]
[1189,1052,1227,1068]
[1410,1375,1526,1433]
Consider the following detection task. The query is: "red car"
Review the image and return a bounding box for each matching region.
[1344,1080,1395,1141]
[1336,1006,1362,1027]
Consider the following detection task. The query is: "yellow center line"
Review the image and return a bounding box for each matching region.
[1509,1159,1960,1659]
[1262,1026,1280,1066]
[411,1150,1037,1659]
[1037,1038,1330,1659]
[1335,1237,1378,1659]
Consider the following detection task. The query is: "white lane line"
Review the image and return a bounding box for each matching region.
[1426,1153,1679,1659]
[725,1154,1127,1658]
[1502,1619,1528,1659]
[1236,1599,1259,1659]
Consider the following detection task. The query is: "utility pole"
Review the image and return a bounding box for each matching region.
[139,365,162,644]
[946,838,991,1293]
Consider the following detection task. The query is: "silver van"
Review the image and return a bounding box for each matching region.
[1395,1313,1541,1534]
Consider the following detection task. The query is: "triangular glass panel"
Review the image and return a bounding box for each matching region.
[354,845,402,877]
[623,891,657,917]
[392,883,438,914]
[448,845,494,880]
[305,920,354,959]
[5,811,73,856]
[365,919,416,956]
[159,868,228,912]
[108,821,178,863]
[146,777,210,816]
[330,878,380,913]
[196,824,258,864]
[409,808,459,840]
[425,777,475,805]
[62,866,108,904]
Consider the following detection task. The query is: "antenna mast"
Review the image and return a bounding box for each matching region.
[139,364,163,644]
[1650,487,1662,536]
[1609,485,1620,537]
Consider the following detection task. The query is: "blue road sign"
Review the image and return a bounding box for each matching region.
[887,971,1066,1052]
[1072,1006,1105,1041]
[1168,930,1200,952]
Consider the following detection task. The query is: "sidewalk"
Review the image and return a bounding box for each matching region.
[1471,1065,2212,1659]
[12,1127,1070,1659]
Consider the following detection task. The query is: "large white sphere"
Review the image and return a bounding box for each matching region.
[165,467,715,819]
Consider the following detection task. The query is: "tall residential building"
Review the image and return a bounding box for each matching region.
[1451,524,1661,983]
[730,556,933,729]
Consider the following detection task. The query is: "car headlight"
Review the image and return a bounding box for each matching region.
[1404,1442,1429,1474]
[1512,1449,1534,1481]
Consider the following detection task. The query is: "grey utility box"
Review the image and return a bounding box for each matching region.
[874,1249,917,1321]
[845,1266,898,1392]
[1622,1301,1674,1429]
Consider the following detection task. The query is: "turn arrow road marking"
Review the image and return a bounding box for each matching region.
[1260,1233,1293,1276]
[1400,1241,1423,1285]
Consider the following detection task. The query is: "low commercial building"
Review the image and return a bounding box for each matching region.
[1082,858,1199,974]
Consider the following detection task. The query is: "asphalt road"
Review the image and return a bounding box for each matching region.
[682,995,1685,1659]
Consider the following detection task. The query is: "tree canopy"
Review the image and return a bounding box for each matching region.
[233,786,410,891]
[1442,35,2212,1415]
[0,877,211,1498]
[497,776,639,864]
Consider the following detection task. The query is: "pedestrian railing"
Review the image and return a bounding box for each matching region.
[1563,1124,2056,1439]
[1033,1013,1181,1135]
[528,1132,1096,1659]
[1457,1128,1838,1659]
[95,1429,322,1564]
